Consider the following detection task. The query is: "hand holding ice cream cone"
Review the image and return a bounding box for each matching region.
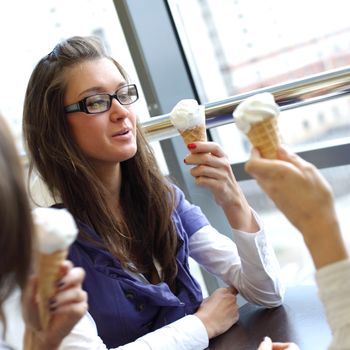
[32,207,78,331]
[233,92,281,159]
[170,99,207,145]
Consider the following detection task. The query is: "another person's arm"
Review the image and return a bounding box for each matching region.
[245,146,349,350]
[245,146,347,268]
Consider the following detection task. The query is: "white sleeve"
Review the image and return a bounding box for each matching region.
[189,209,284,307]
[316,259,350,350]
[59,312,208,350]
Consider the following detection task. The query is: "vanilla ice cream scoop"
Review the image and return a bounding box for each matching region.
[32,207,78,254]
[170,99,207,144]
[233,92,280,134]
[170,99,205,131]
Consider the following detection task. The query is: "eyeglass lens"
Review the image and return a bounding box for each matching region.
[85,85,138,113]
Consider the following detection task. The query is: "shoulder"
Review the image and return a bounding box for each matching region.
[170,184,210,237]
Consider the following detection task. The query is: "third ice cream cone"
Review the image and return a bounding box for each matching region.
[32,207,78,330]
[37,249,67,330]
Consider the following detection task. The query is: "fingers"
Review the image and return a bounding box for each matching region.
[277,146,311,170]
[50,288,88,314]
[257,336,272,350]
[228,286,238,295]
[257,337,300,350]
[245,145,307,179]
[58,260,74,278]
[57,266,85,292]
[186,141,226,158]
[50,265,86,312]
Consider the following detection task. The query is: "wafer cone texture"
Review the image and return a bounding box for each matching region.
[247,117,281,159]
[179,124,207,145]
[37,249,67,330]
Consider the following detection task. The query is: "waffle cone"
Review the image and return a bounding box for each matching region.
[247,117,281,159]
[36,249,67,330]
[179,124,207,145]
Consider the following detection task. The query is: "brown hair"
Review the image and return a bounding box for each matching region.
[0,114,33,332]
[23,36,178,289]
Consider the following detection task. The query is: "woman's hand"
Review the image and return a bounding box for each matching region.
[257,336,300,350]
[23,260,88,350]
[194,287,239,339]
[184,142,258,232]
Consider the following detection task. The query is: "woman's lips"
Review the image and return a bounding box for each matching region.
[112,128,129,137]
[111,128,132,140]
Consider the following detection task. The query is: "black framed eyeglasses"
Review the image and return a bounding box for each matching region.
[64,84,139,114]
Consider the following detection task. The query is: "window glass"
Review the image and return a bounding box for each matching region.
[168,0,350,161]
[168,0,350,286]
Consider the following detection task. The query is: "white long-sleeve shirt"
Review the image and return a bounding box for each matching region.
[59,214,284,350]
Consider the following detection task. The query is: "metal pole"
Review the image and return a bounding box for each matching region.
[142,66,350,142]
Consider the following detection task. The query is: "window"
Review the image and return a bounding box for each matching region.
[168,0,350,286]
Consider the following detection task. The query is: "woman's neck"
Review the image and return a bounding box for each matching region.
[93,162,122,208]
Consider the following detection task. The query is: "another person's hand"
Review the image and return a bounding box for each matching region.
[245,146,334,235]
[245,146,347,268]
[184,142,258,232]
[23,260,87,349]
[257,336,300,350]
[194,286,239,339]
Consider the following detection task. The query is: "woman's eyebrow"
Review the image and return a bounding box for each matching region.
[78,82,128,98]
[78,86,105,98]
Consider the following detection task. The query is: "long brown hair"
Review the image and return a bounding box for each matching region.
[0,114,33,333]
[23,36,178,289]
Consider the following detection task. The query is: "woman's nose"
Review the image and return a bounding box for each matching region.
[109,98,129,121]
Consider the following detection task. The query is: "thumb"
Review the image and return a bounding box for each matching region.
[277,146,310,170]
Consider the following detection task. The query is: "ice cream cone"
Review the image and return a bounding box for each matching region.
[170,99,207,145]
[247,116,281,159]
[36,249,67,330]
[32,207,78,331]
[179,124,207,145]
[234,92,281,159]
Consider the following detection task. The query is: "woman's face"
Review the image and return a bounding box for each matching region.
[64,58,137,168]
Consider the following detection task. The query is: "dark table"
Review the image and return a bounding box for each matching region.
[209,285,332,350]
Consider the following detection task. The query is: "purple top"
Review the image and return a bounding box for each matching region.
[68,185,209,348]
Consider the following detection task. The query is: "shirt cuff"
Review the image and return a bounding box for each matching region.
[138,314,209,350]
[316,259,350,332]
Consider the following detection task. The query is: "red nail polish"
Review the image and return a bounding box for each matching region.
[187,143,196,150]
[183,158,187,164]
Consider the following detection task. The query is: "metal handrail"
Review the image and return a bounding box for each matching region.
[142,66,350,142]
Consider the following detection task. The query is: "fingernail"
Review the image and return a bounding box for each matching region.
[48,298,56,306]
[183,158,187,164]
[187,143,196,150]
[49,305,57,312]
[56,280,65,288]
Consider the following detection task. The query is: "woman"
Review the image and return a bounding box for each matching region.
[247,146,350,350]
[0,114,87,349]
[23,35,284,349]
